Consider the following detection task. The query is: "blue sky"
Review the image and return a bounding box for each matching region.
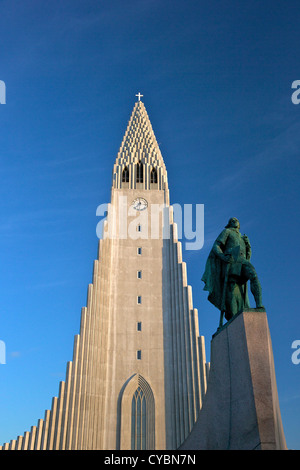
[0,0,300,449]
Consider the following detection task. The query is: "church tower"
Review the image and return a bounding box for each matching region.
[1,97,208,451]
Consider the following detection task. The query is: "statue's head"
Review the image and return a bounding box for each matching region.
[225,217,240,229]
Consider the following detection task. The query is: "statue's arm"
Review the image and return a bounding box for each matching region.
[212,230,229,262]
[243,234,252,260]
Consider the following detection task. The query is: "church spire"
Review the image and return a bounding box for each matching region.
[112,99,169,194]
[0,96,207,451]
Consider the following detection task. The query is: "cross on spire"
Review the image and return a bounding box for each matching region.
[135,92,143,102]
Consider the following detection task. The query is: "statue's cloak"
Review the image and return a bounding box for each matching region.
[201,250,225,311]
[201,249,250,317]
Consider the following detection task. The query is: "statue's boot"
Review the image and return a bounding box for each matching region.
[250,276,264,309]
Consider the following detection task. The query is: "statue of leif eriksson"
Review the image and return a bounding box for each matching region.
[202,217,265,329]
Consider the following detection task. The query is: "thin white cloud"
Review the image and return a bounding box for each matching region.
[26,279,69,291]
[212,119,300,192]
[10,351,21,358]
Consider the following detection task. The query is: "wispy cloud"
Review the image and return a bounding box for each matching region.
[10,351,21,358]
[0,207,81,241]
[280,392,300,403]
[26,279,69,291]
[212,119,300,192]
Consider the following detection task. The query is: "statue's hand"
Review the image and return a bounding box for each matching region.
[222,253,233,264]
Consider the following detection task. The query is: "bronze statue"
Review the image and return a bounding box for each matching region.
[202,217,264,328]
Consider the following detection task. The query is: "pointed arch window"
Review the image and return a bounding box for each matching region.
[131,386,147,450]
[136,161,143,183]
[150,167,158,184]
[122,166,129,183]
[117,374,155,450]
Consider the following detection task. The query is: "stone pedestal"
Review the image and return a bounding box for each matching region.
[180,310,287,450]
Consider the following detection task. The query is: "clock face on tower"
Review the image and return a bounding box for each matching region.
[131,197,148,211]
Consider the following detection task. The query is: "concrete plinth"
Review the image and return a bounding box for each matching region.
[180,310,287,450]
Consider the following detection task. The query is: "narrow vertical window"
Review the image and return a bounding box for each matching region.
[137,270,142,279]
[137,296,142,304]
[137,322,142,331]
[137,247,142,255]
[150,167,158,184]
[129,378,155,450]
[137,224,142,232]
[137,350,142,360]
[131,386,145,449]
[122,166,129,183]
[136,161,143,183]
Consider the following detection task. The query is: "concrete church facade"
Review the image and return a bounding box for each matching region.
[1,98,208,450]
